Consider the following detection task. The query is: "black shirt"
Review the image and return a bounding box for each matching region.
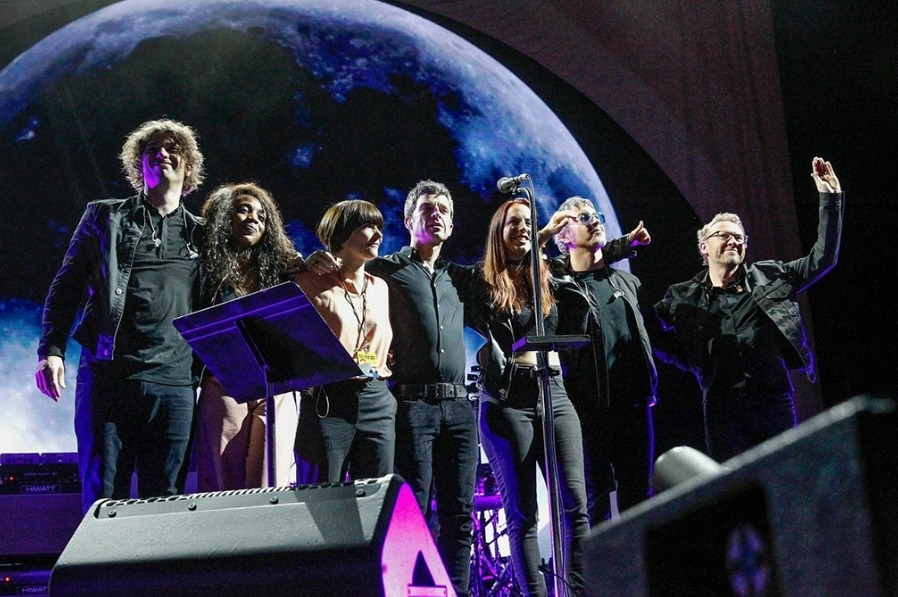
[575,269,650,400]
[366,246,474,385]
[705,273,791,394]
[117,201,199,385]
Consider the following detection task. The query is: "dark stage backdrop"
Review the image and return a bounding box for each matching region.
[0,0,694,455]
[770,0,898,408]
[398,0,898,418]
[2,0,892,460]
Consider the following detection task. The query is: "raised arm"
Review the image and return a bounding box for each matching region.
[605,220,652,264]
[811,156,841,193]
[537,208,576,248]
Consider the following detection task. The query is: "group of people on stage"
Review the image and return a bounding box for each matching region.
[34,118,844,597]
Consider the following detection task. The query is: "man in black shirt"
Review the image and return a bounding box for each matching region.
[654,157,843,461]
[35,119,205,512]
[366,180,479,597]
[551,197,657,525]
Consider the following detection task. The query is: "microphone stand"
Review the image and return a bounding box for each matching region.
[513,179,567,597]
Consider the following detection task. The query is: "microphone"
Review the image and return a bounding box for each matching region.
[497,173,529,193]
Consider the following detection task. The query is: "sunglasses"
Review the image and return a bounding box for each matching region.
[576,211,606,225]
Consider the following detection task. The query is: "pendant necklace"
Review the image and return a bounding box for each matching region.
[147,212,162,248]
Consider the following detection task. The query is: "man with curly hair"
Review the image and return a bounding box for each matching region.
[35,119,206,512]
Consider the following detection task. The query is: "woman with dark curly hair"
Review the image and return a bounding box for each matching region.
[196,182,303,490]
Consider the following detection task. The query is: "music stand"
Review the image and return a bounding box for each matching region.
[174,282,362,485]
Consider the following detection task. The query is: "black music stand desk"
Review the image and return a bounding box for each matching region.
[174,282,361,485]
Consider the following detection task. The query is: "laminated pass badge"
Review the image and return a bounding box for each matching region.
[355,349,378,378]
[341,273,377,378]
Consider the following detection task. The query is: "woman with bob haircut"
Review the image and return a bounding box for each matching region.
[294,200,395,483]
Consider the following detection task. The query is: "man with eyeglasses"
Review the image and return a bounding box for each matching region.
[654,157,843,461]
[550,197,657,524]
[35,119,206,512]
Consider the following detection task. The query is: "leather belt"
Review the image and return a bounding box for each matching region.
[511,364,561,378]
[394,383,468,400]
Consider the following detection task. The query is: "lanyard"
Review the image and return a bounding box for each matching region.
[339,274,369,356]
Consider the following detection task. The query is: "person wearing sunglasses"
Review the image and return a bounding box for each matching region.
[550,197,657,526]
[654,157,844,461]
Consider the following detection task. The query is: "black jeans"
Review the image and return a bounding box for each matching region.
[479,372,589,597]
[704,385,796,462]
[394,395,479,596]
[296,378,396,483]
[75,351,194,513]
[578,399,654,525]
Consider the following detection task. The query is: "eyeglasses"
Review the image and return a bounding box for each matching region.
[575,211,606,225]
[703,230,748,245]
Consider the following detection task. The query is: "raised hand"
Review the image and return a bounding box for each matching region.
[627,220,652,247]
[812,157,841,193]
[538,209,577,247]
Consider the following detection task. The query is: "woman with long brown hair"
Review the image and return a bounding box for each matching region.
[468,198,589,596]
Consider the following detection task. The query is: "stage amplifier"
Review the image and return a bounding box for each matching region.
[0,453,79,495]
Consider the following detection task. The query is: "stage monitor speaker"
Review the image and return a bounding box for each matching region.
[49,474,455,597]
[583,395,897,597]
